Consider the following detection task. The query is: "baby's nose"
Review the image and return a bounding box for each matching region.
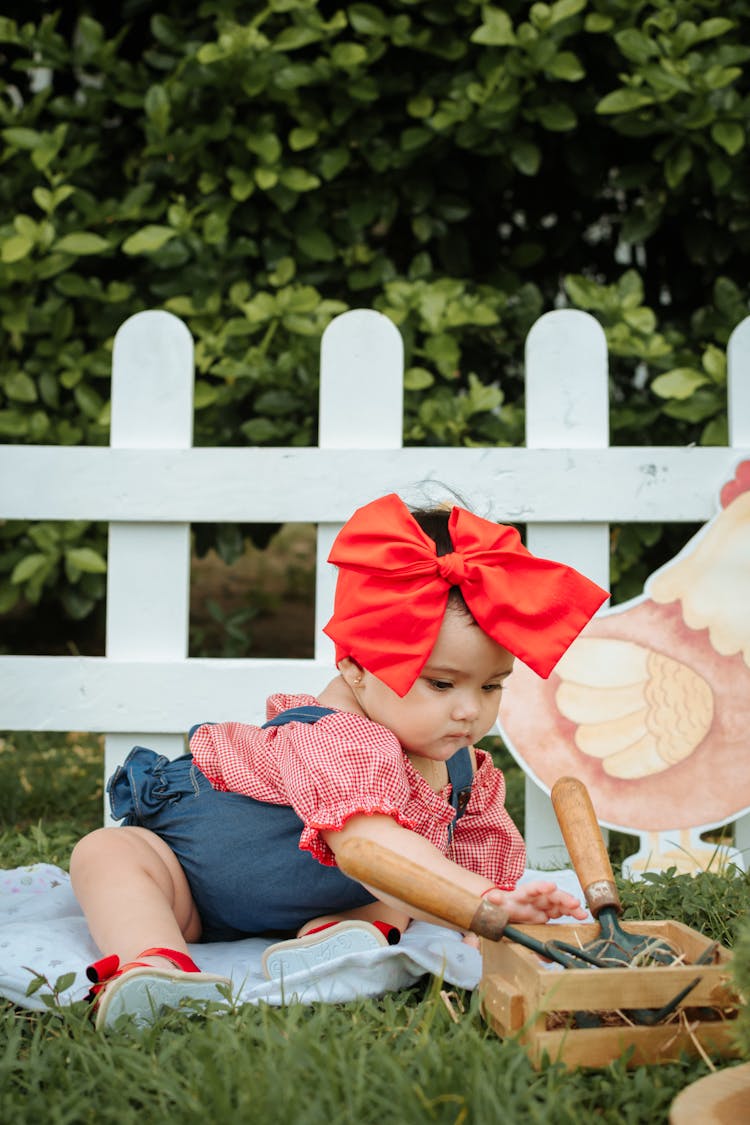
[452,693,480,720]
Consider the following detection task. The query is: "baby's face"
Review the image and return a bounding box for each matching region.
[344,609,514,760]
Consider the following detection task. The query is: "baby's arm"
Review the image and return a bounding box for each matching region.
[323,814,586,929]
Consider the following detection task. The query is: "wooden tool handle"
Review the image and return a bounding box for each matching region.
[336,836,510,942]
[550,776,621,917]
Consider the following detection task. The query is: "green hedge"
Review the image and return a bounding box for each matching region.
[1,0,749,641]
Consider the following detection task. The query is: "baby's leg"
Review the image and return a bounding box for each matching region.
[297,899,410,938]
[70,825,202,966]
[261,899,410,979]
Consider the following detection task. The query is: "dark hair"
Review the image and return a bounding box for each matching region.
[411,506,472,617]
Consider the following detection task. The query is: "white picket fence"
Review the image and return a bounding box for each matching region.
[1,307,749,865]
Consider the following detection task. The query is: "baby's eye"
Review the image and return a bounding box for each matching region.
[428,679,453,691]
[482,683,505,693]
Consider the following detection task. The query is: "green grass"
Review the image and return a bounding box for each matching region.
[1,732,747,1124]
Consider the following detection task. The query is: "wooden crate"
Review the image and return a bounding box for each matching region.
[479,919,741,1070]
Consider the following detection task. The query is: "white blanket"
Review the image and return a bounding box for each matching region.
[0,864,587,1011]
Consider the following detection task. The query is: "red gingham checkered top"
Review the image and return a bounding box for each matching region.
[190,693,526,888]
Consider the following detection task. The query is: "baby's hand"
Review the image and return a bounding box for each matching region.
[486,880,589,924]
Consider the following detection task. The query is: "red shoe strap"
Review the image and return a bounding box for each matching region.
[86,953,121,985]
[138,947,202,973]
[85,947,201,1003]
[303,920,401,946]
[372,921,401,946]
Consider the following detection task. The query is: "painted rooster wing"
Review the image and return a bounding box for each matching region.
[498,461,750,833]
[554,637,714,780]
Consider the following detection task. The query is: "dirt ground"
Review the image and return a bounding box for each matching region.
[189,523,317,658]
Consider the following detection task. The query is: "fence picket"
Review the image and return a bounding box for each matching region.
[104,311,194,794]
[521,310,611,867]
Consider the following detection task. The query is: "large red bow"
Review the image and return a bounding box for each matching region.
[324,493,608,696]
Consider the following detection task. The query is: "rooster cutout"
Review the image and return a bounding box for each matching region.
[499,460,750,877]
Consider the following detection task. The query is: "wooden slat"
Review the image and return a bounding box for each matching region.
[0,655,333,732]
[3,445,749,522]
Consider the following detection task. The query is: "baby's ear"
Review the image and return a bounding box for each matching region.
[338,657,364,686]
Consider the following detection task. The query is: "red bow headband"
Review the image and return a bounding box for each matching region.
[323,493,608,696]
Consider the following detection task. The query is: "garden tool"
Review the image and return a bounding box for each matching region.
[549,775,704,1026]
[550,776,679,968]
[336,831,702,1026]
[336,838,642,970]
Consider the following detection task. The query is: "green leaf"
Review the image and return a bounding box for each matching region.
[25,975,46,997]
[53,971,77,993]
[273,26,324,51]
[596,89,655,114]
[664,143,692,189]
[54,232,110,255]
[702,345,726,383]
[704,65,742,91]
[471,7,515,46]
[241,417,281,443]
[701,416,728,445]
[0,583,19,614]
[585,13,613,32]
[407,95,434,119]
[144,84,170,133]
[400,127,432,151]
[509,139,541,175]
[194,381,219,409]
[268,256,296,286]
[614,29,657,64]
[4,370,37,402]
[546,51,585,81]
[289,126,318,151]
[536,104,577,131]
[297,229,336,260]
[0,410,28,437]
[241,292,277,323]
[65,547,108,574]
[549,0,586,22]
[32,185,74,213]
[696,18,735,43]
[318,148,350,180]
[11,553,49,585]
[246,132,282,164]
[663,391,720,423]
[331,42,368,68]
[348,4,389,36]
[1,234,33,263]
[255,168,278,190]
[121,226,177,255]
[279,167,321,191]
[74,384,104,419]
[651,368,709,400]
[564,274,605,309]
[622,307,655,334]
[404,366,435,390]
[227,167,255,201]
[708,158,731,189]
[466,372,501,413]
[711,122,744,155]
[2,126,42,149]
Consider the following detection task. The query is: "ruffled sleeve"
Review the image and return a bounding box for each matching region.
[274,710,419,863]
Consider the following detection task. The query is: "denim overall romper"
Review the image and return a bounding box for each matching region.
[108,706,475,941]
